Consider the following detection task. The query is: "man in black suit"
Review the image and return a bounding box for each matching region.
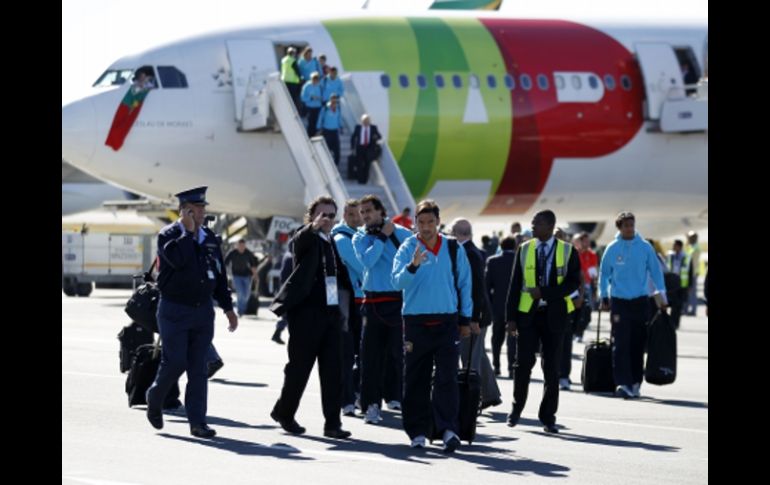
[504,210,580,433]
[485,235,518,377]
[269,195,352,439]
[451,218,501,410]
[350,114,382,184]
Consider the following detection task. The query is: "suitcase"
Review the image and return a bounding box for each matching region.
[245,293,259,315]
[430,334,481,445]
[581,310,615,393]
[645,310,677,385]
[117,321,154,373]
[347,154,358,180]
[125,340,180,407]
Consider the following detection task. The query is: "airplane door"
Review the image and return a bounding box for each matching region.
[635,43,685,120]
[226,40,277,124]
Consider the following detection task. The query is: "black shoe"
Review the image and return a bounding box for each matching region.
[190,424,216,438]
[507,409,521,428]
[270,409,305,434]
[480,398,503,411]
[542,423,559,434]
[493,366,501,376]
[323,427,352,439]
[271,330,285,345]
[207,359,224,379]
[146,405,164,430]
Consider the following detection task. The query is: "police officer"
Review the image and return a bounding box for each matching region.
[145,186,238,438]
[505,210,580,433]
[392,199,472,452]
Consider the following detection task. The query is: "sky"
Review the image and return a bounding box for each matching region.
[62,0,707,106]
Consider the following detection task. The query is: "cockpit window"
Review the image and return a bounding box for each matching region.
[157,66,188,88]
[92,69,134,88]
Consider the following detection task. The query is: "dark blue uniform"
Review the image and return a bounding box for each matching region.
[146,220,233,430]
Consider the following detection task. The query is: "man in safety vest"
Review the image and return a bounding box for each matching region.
[667,239,693,329]
[504,210,580,434]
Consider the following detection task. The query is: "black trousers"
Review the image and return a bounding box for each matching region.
[272,305,343,430]
[610,297,649,387]
[306,107,321,138]
[402,320,459,439]
[512,309,566,427]
[322,129,340,165]
[355,149,371,184]
[491,317,517,373]
[341,304,362,406]
[359,305,403,410]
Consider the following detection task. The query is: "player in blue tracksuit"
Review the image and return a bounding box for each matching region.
[332,199,365,415]
[599,211,668,399]
[392,199,472,453]
[353,195,412,423]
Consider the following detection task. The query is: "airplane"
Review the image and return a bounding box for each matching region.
[62,160,140,215]
[61,9,707,242]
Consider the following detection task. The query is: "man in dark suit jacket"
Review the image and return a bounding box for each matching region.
[350,114,382,184]
[485,235,518,377]
[451,219,501,410]
[504,210,580,433]
[269,196,352,440]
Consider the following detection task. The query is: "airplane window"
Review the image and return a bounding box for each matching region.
[588,75,599,90]
[537,74,549,90]
[157,66,188,88]
[487,75,497,88]
[452,74,463,88]
[604,75,616,91]
[92,69,135,88]
[571,75,582,89]
[555,75,565,90]
[417,74,427,89]
[380,74,391,88]
[434,74,445,88]
[469,74,479,88]
[399,74,409,88]
[520,74,532,91]
[620,75,632,91]
[503,74,515,90]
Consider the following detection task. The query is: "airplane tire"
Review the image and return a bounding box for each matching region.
[63,284,77,297]
[76,282,93,297]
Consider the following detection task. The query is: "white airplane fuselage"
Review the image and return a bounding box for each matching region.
[62,12,707,240]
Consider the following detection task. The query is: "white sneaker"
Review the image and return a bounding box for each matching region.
[559,378,571,391]
[342,404,356,416]
[363,404,382,424]
[631,382,641,398]
[386,400,402,411]
[410,435,426,448]
[615,385,634,399]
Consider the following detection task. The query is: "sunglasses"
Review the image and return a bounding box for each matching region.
[321,212,336,219]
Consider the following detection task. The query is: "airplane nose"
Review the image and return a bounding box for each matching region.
[62,98,96,167]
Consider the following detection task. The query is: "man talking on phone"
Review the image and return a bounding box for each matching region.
[145,186,238,438]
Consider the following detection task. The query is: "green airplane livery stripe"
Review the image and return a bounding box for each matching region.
[324,17,511,199]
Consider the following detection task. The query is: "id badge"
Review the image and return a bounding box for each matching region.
[325,276,339,306]
[207,270,215,280]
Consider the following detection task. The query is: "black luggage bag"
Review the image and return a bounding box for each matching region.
[117,322,154,373]
[581,310,615,393]
[347,154,358,180]
[245,293,259,315]
[125,341,180,407]
[645,310,677,385]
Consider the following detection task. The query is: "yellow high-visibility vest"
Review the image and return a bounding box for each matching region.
[518,239,575,314]
[281,55,299,84]
[668,253,691,288]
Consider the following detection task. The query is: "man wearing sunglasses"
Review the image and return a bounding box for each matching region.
[269,195,353,439]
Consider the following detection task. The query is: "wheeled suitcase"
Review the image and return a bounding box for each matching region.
[245,293,259,315]
[117,321,154,373]
[347,154,358,180]
[645,310,677,385]
[125,340,180,407]
[581,310,615,392]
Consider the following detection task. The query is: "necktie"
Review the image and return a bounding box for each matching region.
[538,243,547,287]
[363,127,368,146]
